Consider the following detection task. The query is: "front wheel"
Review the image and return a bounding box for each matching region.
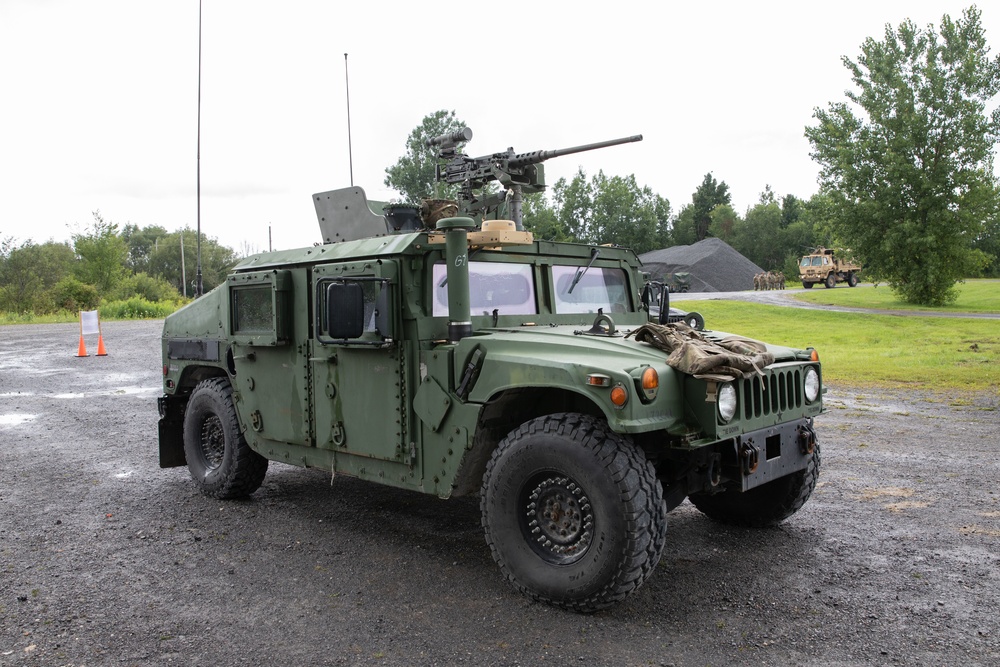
[183,378,268,499]
[802,281,813,289]
[824,273,836,288]
[481,413,667,612]
[689,443,820,527]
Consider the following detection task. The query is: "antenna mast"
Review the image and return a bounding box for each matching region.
[195,0,204,297]
[344,53,354,186]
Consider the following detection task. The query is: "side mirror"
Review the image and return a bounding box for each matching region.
[325,282,364,339]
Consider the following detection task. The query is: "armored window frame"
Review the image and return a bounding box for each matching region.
[315,277,392,347]
[227,270,292,346]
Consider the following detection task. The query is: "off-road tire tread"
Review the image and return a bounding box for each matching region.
[481,413,667,613]
[184,378,268,499]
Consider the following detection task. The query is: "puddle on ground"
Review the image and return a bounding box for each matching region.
[0,414,37,426]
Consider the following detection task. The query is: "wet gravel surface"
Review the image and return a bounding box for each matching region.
[1,320,999,666]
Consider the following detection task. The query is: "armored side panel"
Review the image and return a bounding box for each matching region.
[313,186,389,244]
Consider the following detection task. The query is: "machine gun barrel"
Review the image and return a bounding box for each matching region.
[508,134,643,167]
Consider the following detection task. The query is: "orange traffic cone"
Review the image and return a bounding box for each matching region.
[76,335,89,357]
[96,334,108,356]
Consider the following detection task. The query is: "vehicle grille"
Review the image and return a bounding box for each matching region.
[742,368,802,420]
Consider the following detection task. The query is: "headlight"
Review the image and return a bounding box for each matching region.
[804,367,820,403]
[718,383,737,423]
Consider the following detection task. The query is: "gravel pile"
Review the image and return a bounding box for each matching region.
[639,238,763,292]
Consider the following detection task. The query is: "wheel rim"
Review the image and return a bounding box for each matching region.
[520,473,593,565]
[198,414,226,471]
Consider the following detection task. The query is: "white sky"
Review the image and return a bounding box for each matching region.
[1,0,997,254]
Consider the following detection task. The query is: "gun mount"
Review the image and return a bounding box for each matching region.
[427,128,642,230]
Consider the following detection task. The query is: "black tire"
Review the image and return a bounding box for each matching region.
[847,272,858,287]
[802,282,813,289]
[183,378,268,499]
[481,413,667,612]
[685,311,705,331]
[689,443,820,528]
[824,273,836,289]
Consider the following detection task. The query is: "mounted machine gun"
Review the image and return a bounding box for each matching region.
[427,127,642,230]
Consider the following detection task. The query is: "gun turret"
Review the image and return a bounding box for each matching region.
[429,128,642,230]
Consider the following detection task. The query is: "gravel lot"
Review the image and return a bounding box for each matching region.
[1,319,998,666]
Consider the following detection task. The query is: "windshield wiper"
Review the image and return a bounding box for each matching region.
[568,247,601,294]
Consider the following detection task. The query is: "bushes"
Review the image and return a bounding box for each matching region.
[111,272,182,303]
[52,277,100,312]
[100,297,179,319]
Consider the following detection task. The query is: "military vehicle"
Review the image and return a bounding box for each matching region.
[799,247,861,289]
[158,128,824,612]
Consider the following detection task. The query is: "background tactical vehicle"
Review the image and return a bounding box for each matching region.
[158,129,824,612]
[799,247,862,288]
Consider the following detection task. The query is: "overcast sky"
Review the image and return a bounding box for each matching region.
[2,0,998,254]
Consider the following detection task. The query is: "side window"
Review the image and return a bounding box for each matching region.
[228,270,292,346]
[552,266,630,314]
[316,278,391,345]
[433,262,537,317]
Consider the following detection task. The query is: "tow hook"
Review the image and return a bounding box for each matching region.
[798,422,817,455]
[740,440,760,476]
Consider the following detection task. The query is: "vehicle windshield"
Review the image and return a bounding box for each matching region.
[433,262,537,317]
[432,261,631,317]
[552,266,629,314]
[800,257,811,267]
[812,257,824,266]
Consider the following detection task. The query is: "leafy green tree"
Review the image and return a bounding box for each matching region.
[805,7,1000,305]
[73,211,128,295]
[52,277,100,312]
[550,170,670,253]
[384,110,468,202]
[551,169,593,242]
[0,239,75,312]
[521,191,569,241]
[707,204,741,244]
[780,194,804,229]
[735,196,784,269]
[671,205,698,246]
[147,229,238,295]
[122,223,169,274]
[691,173,731,241]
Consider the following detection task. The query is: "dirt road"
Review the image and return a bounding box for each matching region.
[1,320,998,666]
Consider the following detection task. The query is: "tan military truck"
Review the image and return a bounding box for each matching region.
[799,248,861,289]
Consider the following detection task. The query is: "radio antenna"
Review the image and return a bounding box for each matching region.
[344,53,354,186]
[195,0,204,297]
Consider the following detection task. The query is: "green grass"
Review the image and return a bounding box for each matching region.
[683,300,1000,393]
[792,279,1000,313]
[0,299,182,325]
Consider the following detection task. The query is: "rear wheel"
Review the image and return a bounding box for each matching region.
[481,413,667,612]
[847,272,858,287]
[183,378,268,499]
[689,443,820,527]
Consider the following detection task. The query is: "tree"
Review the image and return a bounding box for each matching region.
[147,229,238,295]
[73,211,128,295]
[550,170,670,253]
[122,223,168,274]
[521,191,569,241]
[806,7,1000,305]
[691,173,731,242]
[384,110,468,203]
[0,239,76,312]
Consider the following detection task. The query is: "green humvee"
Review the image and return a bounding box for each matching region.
[158,130,823,612]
